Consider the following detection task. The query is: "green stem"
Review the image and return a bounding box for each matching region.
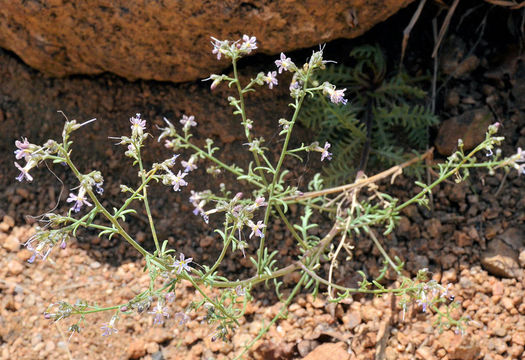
[137,147,161,254]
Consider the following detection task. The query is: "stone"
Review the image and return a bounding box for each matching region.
[437,331,480,360]
[481,238,522,278]
[302,342,350,360]
[127,339,146,359]
[3,235,20,252]
[3,215,15,228]
[434,107,493,156]
[0,0,414,83]
[7,259,24,275]
[342,312,361,330]
[498,227,524,250]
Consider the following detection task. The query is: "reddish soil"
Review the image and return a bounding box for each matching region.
[1,3,524,360]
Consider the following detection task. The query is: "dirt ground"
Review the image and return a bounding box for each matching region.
[1,2,525,360]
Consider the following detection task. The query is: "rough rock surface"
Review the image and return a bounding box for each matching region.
[0,0,413,83]
[434,107,493,156]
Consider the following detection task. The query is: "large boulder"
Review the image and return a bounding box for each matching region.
[0,0,413,83]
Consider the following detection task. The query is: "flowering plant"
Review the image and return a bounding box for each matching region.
[15,35,525,358]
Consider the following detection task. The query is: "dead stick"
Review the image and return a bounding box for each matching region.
[283,148,434,202]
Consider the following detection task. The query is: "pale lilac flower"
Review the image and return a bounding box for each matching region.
[130,113,146,137]
[263,71,278,89]
[211,38,227,60]
[275,53,294,73]
[172,253,193,274]
[440,284,455,301]
[14,137,32,161]
[320,142,332,161]
[416,291,429,312]
[239,35,257,53]
[235,285,246,296]
[189,190,201,206]
[181,156,198,172]
[330,89,348,104]
[204,74,224,90]
[247,220,266,238]
[66,186,92,213]
[174,312,190,326]
[322,83,348,105]
[192,200,205,216]
[14,161,34,182]
[165,292,175,303]
[149,303,170,325]
[25,238,52,263]
[101,317,118,336]
[180,115,197,130]
[168,154,180,166]
[171,171,188,192]
[278,118,290,130]
[248,197,267,212]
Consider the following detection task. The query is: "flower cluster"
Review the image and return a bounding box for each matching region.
[24,228,69,263]
[211,34,258,61]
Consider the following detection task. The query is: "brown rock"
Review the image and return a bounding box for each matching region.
[3,235,20,252]
[481,238,522,278]
[127,339,146,359]
[498,227,524,250]
[342,312,361,330]
[512,331,525,346]
[302,342,350,360]
[3,215,15,228]
[437,331,480,360]
[454,231,472,248]
[7,259,24,276]
[0,1,414,83]
[519,249,525,268]
[435,107,493,156]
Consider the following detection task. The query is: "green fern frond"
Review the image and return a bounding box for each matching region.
[301,44,438,186]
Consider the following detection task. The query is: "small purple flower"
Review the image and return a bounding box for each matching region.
[14,161,34,182]
[253,197,267,208]
[166,154,180,167]
[171,171,188,192]
[275,53,294,73]
[235,285,246,296]
[14,137,32,161]
[130,113,146,137]
[320,142,332,161]
[173,253,193,274]
[149,303,170,325]
[263,71,278,89]
[180,115,197,130]
[330,89,348,105]
[211,38,227,60]
[247,220,266,239]
[181,156,198,172]
[165,292,175,303]
[101,318,118,336]
[239,34,257,53]
[248,197,267,212]
[323,83,348,105]
[440,284,455,301]
[416,292,429,313]
[66,187,92,213]
[25,237,52,263]
[174,312,190,326]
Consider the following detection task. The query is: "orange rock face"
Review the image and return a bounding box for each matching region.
[0,0,413,82]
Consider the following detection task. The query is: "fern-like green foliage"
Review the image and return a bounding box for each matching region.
[301,44,438,186]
